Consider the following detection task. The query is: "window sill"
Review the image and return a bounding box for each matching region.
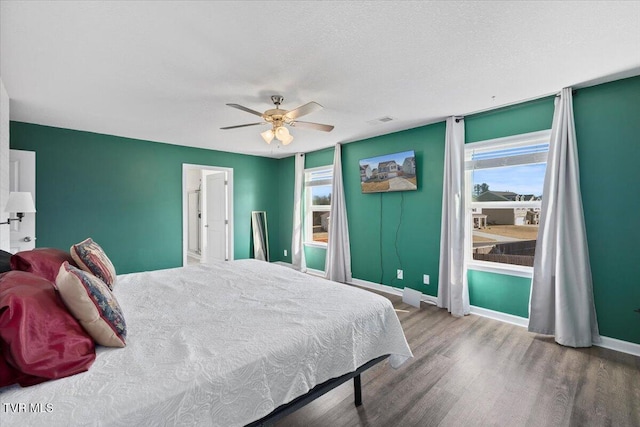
[304,242,328,249]
[466,261,533,279]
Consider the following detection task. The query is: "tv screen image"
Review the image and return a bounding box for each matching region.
[359,150,417,193]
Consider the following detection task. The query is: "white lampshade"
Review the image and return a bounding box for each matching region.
[275,126,290,141]
[261,129,275,144]
[5,192,36,214]
[281,133,294,145]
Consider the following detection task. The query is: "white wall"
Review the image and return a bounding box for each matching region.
[0,78,10,251]
[185,167,201,192]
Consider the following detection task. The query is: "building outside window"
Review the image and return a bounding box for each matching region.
[304,166,332,246]
[465,130,550,275]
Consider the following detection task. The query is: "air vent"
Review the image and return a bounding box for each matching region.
[367,116,396,125]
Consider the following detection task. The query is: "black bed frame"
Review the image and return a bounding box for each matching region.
[246,355,389,426]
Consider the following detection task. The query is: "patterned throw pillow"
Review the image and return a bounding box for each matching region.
[70,238,117,290]
[56,262,126,348]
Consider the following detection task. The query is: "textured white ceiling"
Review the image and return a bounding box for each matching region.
[1,1,639,158]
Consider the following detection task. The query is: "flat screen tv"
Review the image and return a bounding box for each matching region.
[359,150,417,193]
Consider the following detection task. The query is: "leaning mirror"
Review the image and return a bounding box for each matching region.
[251,211,269,262]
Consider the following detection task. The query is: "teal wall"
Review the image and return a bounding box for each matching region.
[573,77,640,343]
[274,75,640,345]
[343,125,445,293]
[465,96,555,142]
[305,246,327,271]
[277,155,294,264]
[462,76,640,344]
[10,122,282,274]
[305,147,334,169]
[467,270,531,318]
[10,75,640,345]
[276,126,446,293]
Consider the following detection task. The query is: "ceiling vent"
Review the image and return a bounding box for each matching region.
[367,116,396,125]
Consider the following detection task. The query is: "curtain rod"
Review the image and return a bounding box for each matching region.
[555,89,578,97]
[457,88,581,122]
[453,67,638,120]
[453,89,559,123]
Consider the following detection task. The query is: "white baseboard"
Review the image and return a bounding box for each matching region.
[273,262,326,279]
[347,276,640,358]
[306,267,325,278]
[471,308,640,357]
[274,266,640,358]
[272,261,292,267]
[349,278,437,305]
[597,336,640,357]
[469,306,529,328]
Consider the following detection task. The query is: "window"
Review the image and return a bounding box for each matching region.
[465,130,550,274]
[305,166,332,246]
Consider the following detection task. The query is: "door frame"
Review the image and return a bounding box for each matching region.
[182,164,234,266]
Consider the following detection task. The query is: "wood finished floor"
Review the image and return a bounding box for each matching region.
[275,290,640,427]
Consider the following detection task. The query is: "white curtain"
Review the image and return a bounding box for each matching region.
[528,88,600,347]
[325,144,352,283]
[291,153,307,272]
[437,117,469,317]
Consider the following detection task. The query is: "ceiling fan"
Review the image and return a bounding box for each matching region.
[220,95,334,145]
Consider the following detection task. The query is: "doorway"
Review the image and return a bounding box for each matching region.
[182,164,233,266]
[8,150,36,253]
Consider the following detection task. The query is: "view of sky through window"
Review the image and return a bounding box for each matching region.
[472,163,546,196]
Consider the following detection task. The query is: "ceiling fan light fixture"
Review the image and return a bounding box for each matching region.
[261,129,275,144]
[275,125,290,141]
[222,95,333,147]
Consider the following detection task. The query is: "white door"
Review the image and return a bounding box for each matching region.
[9,150,36,253]
[204,172,227,262]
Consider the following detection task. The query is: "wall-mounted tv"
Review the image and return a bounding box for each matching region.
[359,150,417,193]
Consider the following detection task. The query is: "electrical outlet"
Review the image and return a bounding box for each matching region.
[423,274,430,285]
[284,249,288,257]
[397,269,403,280]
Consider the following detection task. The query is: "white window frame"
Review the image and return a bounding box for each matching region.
[464,129,551,278]
[304,165,333,248]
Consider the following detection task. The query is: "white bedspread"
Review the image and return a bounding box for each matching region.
[1,260,412,426]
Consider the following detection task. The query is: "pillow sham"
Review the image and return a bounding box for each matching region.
[56,262,126,348]
[0,250,12,273]
[10,248,78,283]
[70,238,117,290]
[0,270,96,387]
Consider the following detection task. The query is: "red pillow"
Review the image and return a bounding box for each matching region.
[0,347,21,388]
[0,271,96,387]
[10,248,78,283]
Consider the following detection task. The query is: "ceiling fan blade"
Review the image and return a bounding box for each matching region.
[291,121,334,132]
[226,103,264,117]
[284,102,323,120]
[220,122,265,130]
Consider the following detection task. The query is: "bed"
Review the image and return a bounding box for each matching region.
[1,258,412,426]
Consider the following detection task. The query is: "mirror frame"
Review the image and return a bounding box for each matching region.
[251,211,269,262]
